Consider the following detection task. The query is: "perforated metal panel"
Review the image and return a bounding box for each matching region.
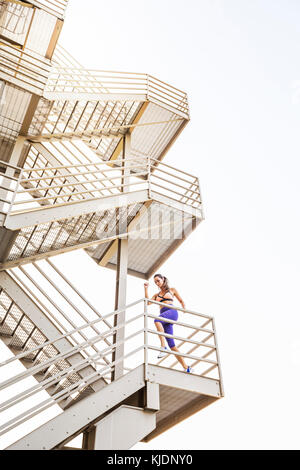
[105,202,196,276]
[131,102,185,162]
[0,282,94,401]
[7,202,144,263]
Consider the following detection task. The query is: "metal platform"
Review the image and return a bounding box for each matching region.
[0,280,223,449]
[143,365,220,442]
[0,153,203,277]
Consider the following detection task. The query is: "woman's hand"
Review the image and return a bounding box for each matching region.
[144,282,149,289]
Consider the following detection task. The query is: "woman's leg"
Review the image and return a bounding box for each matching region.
[170,346,188,370]
[163,309,188,370]
[154,320,167,348]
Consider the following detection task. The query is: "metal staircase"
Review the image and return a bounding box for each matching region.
[0,0,224,450]
[0,290,223,450]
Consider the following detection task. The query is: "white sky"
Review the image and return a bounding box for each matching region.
[55,0,300,450]
[2,0,300,450]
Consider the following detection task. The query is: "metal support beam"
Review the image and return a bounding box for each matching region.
[0,227,19,262]
[145,381,160,411]
[82,428,95,450]
[112,133,131,381]
[20,95,40,137]
[112,235,128,380]
[45,19,64,60]
[93,405,156,450]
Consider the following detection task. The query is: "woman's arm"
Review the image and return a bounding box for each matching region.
[144,282,156,306]
[172,288,186,310]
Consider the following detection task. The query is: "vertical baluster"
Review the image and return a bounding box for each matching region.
[144,298,149,380]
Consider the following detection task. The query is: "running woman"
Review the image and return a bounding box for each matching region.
[144,273,193,373]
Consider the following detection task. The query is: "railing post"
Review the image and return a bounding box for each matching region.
[211,317,224,397]
[0,159,22,219]
[6,168,22,218]
[147,155,151,199]
[144,298,149,380]
[146,74,149,100]
[197,176,204,218]
[111,134,130,381]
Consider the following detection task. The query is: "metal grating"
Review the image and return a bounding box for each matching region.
[130,102,185,162]
[155,385,202,425]
[85,240,111,260]
[107,202,194,275]
[7,202,144,262]
[9,314,35,348]
[0,302,22,334]
[0,289,12,320]
[41,97,142,161]
[45,45,188,163]
[0,287,58,361]
[25,331,57,361]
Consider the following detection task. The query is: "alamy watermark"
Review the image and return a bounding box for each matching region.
[95,198,200,242]
[107,453,193,467]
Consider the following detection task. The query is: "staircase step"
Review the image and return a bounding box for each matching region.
[0,334,13,346]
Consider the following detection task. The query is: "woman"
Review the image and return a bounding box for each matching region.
[144,273,193,373]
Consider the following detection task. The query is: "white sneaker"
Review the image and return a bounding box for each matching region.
[157,347,168,359]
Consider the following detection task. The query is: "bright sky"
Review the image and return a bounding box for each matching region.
[2,0,300,450]
[55,0,300,450]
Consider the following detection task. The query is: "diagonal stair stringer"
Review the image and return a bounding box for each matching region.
[5,364,145,450]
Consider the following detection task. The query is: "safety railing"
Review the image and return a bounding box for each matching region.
[0,157,149,217]
[0,0,33,37]
[0,297,222,447]
[0,40,51,95]
[0,162,19,217]
[7,260,117,368]
[26,0,69,18]
[144,298,222,382]
[45,68,189,119]
[148,156,202,210]
[0,156,202,219]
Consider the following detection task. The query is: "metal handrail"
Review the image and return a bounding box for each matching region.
[0,345,144,438]
[45,68,189,119]
[0,1,33,36]
[0,156,202,218]
[0,297,143,368]
[26,0,69,18]
[0,297,221,442]
[0,40,51,94]
[0,297,217,373]
[0,296,218,377]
